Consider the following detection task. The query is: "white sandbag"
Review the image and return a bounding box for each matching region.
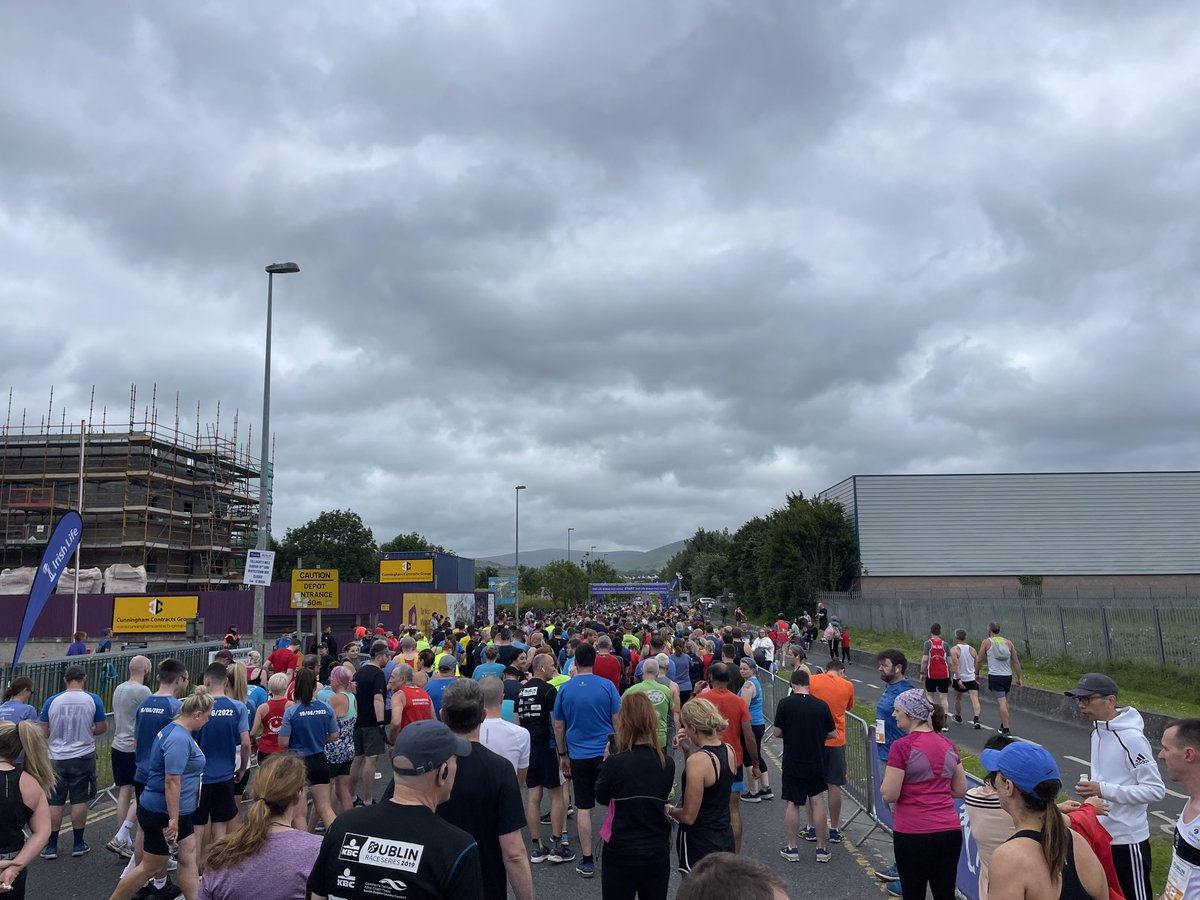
[0,567,35,595]
[55,567,104,594]
[104,564,148,594]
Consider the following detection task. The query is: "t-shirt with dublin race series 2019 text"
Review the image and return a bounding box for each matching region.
[307,800,483,900]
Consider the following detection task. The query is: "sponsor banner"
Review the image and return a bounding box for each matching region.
[404,593,447,630]
[588,582,671,594]
[487,576,516,604]
[14,511,83,667]
[208,647,256,665]
[113,595,199,633]
[379,558,434,584]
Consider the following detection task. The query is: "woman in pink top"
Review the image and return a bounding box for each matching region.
[880,689,967,900]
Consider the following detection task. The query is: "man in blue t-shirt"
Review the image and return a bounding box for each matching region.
[195,664,249,854]
[552,643,620,879]
[425,657,457,719]
[870,648,915,887]
[39,666,107,859]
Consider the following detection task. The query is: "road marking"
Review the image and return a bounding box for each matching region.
[1154,811,1176,824]
[1065,755,1091,768]
[1164,786,1188,800]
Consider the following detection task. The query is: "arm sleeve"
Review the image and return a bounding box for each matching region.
[552,686,565,722]
[1101,736,1166,804]
[38,697,52,722]
[608,683,621,716]
[279,706,294,738]
[237,703,249,734]
[444,843,484,900]
[518,731,530,769]
[163,732,189,775]
[92,693,107,722]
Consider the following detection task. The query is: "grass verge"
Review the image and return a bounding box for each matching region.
[849,627,1200,720]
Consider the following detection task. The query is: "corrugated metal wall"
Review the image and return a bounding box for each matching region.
[821,472,1200,576]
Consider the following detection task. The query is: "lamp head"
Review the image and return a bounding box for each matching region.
[265,262,300,274]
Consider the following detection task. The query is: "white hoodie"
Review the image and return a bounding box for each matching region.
[1089,705,1166,844]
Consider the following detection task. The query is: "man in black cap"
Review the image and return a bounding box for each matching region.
[308,719,482,900]
[1065,672,1164,900]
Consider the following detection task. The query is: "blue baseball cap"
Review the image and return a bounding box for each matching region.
[980,741,1060,794]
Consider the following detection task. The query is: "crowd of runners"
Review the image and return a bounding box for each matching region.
[3,602,1200,900]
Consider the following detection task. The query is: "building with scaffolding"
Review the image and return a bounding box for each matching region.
[0,386,266,591]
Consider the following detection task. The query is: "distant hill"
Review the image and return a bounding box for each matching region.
[476,539,686,575]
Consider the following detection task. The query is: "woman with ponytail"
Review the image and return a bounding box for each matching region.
[0,720,55,898]
[879,688,967,899]
[984,741,1108,900]
[198,753,320,900]
[111,687,214,900]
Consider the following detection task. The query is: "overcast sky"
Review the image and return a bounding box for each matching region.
[2,2,1197,559]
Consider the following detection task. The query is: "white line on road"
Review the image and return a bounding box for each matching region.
[1164,786,1189,800]
[1153,811,1176,824]
[1065,755,1091,768]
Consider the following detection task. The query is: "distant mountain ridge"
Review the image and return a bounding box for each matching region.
[475,539,685,575]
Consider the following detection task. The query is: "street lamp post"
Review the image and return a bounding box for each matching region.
[252,261,300,655]
[514,485,526,620]
[567,527,574,565]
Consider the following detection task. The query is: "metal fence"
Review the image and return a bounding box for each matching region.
[823,592,1200,667]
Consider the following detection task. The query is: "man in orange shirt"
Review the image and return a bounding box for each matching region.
[808,659,855,844]
[691,662,761,853]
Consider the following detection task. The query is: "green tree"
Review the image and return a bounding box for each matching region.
[582,558,624,585]
[380,531,453,555]
[475,565,499,589]
[277,509,379,583]
[659,528,733,599]
[754,493,858,616]
[538,560,590,608]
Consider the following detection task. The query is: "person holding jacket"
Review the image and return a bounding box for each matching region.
[1066,673,1165,900]
[594,692,676,899]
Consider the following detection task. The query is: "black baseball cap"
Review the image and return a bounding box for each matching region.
[391,720,471,775]
[1064,673,1118,698]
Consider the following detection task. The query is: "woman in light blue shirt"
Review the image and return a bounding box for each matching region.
[738,658,773,802]
[110,688,212,900]
[0,678,37,725]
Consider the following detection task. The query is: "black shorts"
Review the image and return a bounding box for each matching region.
[137,807,194,857]
[526,745,562,791]
[953,679,980,693]
[568,756,603,810]
[353,726,387,757]
[988,675,1013,697]
[304,752,331,786]
[112,748,136,787]
[329,759,352,779]
[234,766,251,796]
[822,745,847,787]
[924,677,951,694]
[781,774,827,805]
[49,754,97,806]
[194,780,237,825]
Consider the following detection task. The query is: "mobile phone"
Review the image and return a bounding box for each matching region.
[606,733,617,755]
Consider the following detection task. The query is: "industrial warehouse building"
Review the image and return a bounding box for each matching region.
[819,472,1200,600]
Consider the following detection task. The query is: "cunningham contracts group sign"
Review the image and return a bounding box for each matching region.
[13,510,83,668]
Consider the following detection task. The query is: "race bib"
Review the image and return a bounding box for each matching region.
[875,718,886,744]
[1165,855,1191,900]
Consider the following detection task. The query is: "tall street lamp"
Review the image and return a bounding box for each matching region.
[252,261,299,655]
[567,527,574,565]
[514,485,526,620]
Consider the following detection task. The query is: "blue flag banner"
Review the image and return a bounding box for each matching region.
[13,511,83,668]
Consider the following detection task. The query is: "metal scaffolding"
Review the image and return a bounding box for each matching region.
[0,385,265,590]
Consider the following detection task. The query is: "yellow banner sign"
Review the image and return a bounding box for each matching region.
[403,593,448,630]
[113,596,199,633]
[380,558,434,584]
[291,569,339,609]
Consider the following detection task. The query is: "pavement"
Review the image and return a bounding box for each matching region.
[27,665,1183,898]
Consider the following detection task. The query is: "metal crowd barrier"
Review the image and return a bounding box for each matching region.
[757,666,987,899]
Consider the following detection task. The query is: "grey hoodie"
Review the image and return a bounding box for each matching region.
[1088,705,1165,844]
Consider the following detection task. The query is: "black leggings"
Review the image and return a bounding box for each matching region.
[841,646,851,662]
[893,828,961,900]
[601,850,670,900]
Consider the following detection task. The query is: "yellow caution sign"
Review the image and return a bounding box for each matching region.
[291,569,339,609]
[380,559,433,584]
[113,596,199,633]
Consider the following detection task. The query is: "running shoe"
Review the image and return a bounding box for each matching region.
[873,862,898,882]
[167,853,178,872]
[999,727,1011,735]
[575,859,595,878]
[567,804,576,818]
[146,882,184,900]
[829,827,843,844]
[550,841,576,864]
[530,843,551,864]
[802,826,817,842]
[758,787,774,800]
[72,841,91,858]
[107,837,134,858]
[779,846,800,862]
[39,845,58,861]
[739,790,761,803]
[816,848,832,863]
[953,714,963,724]
[539,812,552,825]
[886,881,903,897]
[974,717,982,730]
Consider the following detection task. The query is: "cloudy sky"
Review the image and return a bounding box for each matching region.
[2,2,1197,559]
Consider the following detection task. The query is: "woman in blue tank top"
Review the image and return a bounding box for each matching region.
[738,658,773,801]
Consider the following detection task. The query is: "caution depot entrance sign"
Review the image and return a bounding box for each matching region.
[291,569,339,609]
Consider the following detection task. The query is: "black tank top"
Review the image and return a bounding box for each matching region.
[0,768,31,854]
[1005,829,1090,900]
[681,744,733,839]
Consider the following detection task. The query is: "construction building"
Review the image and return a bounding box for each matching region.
[0,386,265,591]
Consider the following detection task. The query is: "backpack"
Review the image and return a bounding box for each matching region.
[991,637,1011,660]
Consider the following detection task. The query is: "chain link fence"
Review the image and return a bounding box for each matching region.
[819,592,1200,666]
